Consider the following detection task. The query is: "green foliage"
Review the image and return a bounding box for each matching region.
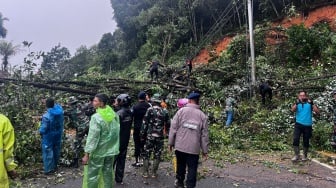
[226,26,266,68]
[321,33,336,70]
[15,128,41,165]
[60,46,95,80]
[311,121,333,150]
[96,32,129,71]
[41,44,70,80]
[286,23,331,67]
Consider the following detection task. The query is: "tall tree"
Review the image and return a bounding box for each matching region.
[0,13,9,38]
[61,45,95,80]
[41,44,71,80]
[0,40,20,72]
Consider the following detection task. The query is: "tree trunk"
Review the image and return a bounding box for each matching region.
[187,0,198,42]
[161,32,172,65]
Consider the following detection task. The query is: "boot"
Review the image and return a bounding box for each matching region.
[302,147,309,161]
[72,158,79,168]
[291,146,300,161]
[174,179,184,188]
[132,157,140,167]
[151,159,160,178]
[142,159,149,178]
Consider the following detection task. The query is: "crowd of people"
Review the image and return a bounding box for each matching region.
[2,87,336,188]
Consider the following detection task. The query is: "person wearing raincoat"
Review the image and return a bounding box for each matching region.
[39,98,64,174]
[82,93,120,188]
[0,114,17,188]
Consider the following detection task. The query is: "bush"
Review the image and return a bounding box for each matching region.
[311,121,334,150]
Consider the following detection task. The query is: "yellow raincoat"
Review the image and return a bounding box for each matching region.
[0,114,17,188]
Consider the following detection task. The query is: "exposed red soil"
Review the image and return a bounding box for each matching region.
[192,36,233,67]
[193,5,336,65]
[274,5,336,29]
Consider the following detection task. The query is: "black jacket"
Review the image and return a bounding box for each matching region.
[117,107,133,150]
[132,101,151,129]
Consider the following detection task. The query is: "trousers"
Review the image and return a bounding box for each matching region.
[175,150,199,188]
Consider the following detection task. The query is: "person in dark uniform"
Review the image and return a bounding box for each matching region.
[259,80,272,105]
[114,94,133,184]
[184,59,192,76]
[149,60,164,81]
[132,91,151,167]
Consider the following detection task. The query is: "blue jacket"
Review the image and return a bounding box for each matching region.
[39,104,64,145]
[296,102,313,126]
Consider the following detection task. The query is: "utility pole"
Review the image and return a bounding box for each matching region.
[247,0,256,87]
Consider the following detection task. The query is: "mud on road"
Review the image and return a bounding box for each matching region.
[13,151,336,188]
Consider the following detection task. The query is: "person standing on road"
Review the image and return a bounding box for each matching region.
[0,114,17,188]
[39,98,64,175]
[132,91,151,167]
[168,92,209,188]
[114,94,133,184]
[82,93,120,188]
[140,94,169,178]
[291,90,319,161]
[64,96,89,168]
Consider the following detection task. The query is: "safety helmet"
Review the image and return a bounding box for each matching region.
[177,98,188,108]
[116,94,131,107]
[151,93,161,103]
[68,96,78,105]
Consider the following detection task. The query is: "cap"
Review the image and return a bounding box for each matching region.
[332,90,336,95]
[138,91,146,100]
[187,92,200,99]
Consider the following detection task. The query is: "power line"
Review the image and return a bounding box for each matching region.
[190,0,244,58]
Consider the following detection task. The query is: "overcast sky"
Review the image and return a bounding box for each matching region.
[0,0,117,66]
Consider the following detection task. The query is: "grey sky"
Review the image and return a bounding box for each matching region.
[0,0,117,65]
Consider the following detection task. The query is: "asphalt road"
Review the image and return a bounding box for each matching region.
[20,158,336,188]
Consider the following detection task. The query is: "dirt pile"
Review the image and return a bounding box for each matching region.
[192,5,336,66]
[275,5,336,29]
[192,36,233,67]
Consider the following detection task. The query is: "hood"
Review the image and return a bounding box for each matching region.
[47,104,64,116]
[97,105,115,123]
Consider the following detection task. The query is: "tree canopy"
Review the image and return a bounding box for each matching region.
[0,12,8,38]
[107,0,330,68]
[0,40,20,72]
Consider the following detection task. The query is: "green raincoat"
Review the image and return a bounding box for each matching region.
[0,114,17,188]
[83,105,120,188]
